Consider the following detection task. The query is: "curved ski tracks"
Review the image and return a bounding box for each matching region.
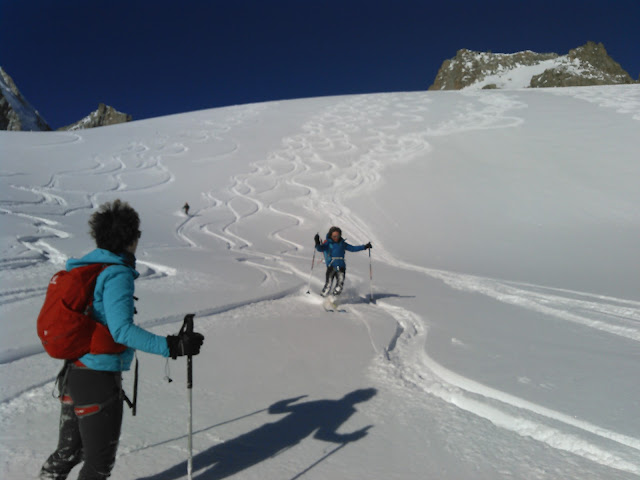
[0,104,276,373]
[2,92,640,475]
[207,91,640,474]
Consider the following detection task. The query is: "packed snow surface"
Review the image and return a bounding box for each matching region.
[1,86,640,479]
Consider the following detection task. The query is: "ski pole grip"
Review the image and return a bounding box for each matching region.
[183,314,195,390]
[183,313,195,334]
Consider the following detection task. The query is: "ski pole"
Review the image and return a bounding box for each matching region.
[288,442,347,480]
[180,313,196,480]
[306,242,318,294]
[368,248,373,303]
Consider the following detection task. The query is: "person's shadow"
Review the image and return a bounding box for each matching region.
[137,388,377,480]
[339,292,415,306]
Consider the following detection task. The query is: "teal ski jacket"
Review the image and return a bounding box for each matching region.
[68,249,170,371]
[315,235,366,269]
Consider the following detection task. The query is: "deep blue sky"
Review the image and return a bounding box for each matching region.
[1,0,638,128]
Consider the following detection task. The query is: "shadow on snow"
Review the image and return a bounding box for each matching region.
[137,388,377,480]
[339,292,415,306]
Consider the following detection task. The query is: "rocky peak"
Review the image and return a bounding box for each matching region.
[567,41,632,81]
[429,42,637,90]
[429,49,558,90]
[58,103,132,131]
[0,66,51,131]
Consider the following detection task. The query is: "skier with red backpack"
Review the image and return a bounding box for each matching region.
[39,200,204,480]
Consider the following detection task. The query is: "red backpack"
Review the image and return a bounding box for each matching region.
[37,263,127,359]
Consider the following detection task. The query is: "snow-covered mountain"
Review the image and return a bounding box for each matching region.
[1,86,640,479]
[0,67,131,131]
[0,66,51,131]
[430,41,637,91]
[58,103,132,131]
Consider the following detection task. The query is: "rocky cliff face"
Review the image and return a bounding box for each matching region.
[429,42,637,91]
[429,50,559,90]
[529,42,636,88]
[0,67,51,131]
[1,66,131,131]
[58,103,132,131]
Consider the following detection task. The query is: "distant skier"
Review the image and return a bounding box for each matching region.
[314,226,371,297]
[183,202,190,216]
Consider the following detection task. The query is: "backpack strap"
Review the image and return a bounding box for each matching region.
[122,354,139,416]
[52,360,73,400]
[86,263,115,312]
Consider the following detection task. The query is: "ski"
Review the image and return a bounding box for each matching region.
[323,296,337,312]
[323,296,347,313]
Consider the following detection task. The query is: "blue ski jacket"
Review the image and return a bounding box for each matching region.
[68,249,170,371]
[315,235,366,269]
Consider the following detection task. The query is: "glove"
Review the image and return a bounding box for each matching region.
[364,242,372,249]
[345,425,373,442]
[314,233,320,246]
[167,331,204,359]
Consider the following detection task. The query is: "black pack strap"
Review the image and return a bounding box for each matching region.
[132,354,138,415]
[123,355,139,416]
[52,360,72,400]
[122,392,134,411]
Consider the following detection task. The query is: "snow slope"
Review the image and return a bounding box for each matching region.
[1,85,640,479]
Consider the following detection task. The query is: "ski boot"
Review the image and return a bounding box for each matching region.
[332,270,345,296]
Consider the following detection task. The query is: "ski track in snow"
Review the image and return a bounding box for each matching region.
[0,116,233,363]
[365,92,640,474]
[549,84,640,121]
[217,91,640,474]
[174,91,640,474]
[0,140,175,277]
[2,91,640,476]
[375,302,640,476]
[0,104,273,367]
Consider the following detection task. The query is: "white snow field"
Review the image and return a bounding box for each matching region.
[1,85,640,479]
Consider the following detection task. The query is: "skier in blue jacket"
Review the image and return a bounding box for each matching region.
[314,226,371,297]
[40,200,204,480]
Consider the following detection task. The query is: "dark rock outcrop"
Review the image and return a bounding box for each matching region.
[0,66,51,131]
[530,42,635,88]
[58,103,132,131]
[429,49,558,90]
[429,42,636,91]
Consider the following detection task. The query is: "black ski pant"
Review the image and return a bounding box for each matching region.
[40,364,124,480]
[323,266,346,295]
